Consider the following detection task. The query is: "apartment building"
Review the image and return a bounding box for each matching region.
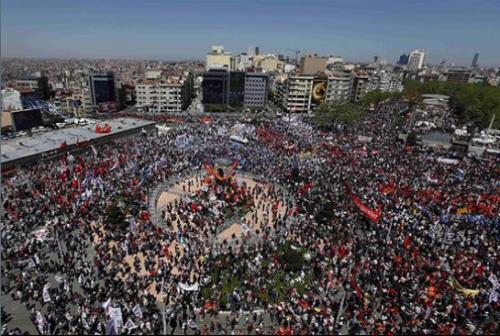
[136,73,193,113]
[325,70,352,103]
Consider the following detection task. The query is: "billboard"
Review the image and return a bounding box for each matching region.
[311,79,327,105]
[11,108,43,131]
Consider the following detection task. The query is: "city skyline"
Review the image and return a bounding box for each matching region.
[2,0,500,66]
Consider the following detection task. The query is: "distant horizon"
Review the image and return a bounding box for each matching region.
[2,0,499,67]
[2,55,496,69]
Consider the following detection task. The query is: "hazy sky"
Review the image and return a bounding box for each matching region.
[2,0,499,66]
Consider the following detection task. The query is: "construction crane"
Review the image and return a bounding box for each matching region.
[286,49,300,65]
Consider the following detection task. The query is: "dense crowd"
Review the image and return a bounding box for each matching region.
[1,100,499,335]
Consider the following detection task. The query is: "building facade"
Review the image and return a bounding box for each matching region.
[325,71,352,103]
[299,55,328,75]
[136,73,193,113]
[244,73,268,108]
[202,69,230,105]
[206,45,233,71]
[89,72,116,108]
[274,75,314,113]
[202,70,268,109]
[407,50,426,71]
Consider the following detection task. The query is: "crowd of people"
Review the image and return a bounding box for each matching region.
[1,99,499,335]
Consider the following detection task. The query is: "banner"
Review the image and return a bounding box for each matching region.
[344,183,382,222]
[132,304,143,319]
[178,282,200,292]
[109,306,123,329]
[350,193,382,222]
[43,283,51,303]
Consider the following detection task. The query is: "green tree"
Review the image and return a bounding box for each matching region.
[361,90,401,107]
[402,80,500,128]
[314,102,365,129]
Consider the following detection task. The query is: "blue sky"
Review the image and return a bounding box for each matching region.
[2,0,499,66]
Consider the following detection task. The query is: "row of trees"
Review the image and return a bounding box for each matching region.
[402,80,500,128]
[313,102,365,129]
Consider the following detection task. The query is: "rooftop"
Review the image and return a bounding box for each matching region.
[1,118,155,165]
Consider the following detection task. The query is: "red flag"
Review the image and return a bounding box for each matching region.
[345,184,381,222]
[403,235,412,249]
[379,182,396,195]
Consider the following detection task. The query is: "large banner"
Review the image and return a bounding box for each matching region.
[345,184,382,222]
[311,79,327,105]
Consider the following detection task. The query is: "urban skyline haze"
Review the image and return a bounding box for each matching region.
[2,0,499,66]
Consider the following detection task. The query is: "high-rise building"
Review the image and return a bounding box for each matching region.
[206,45,233,71]
[373,56,379,64]
[228,72,245,107]
[407,50,426,71]
[244,73,268,109]
[247,46,259,57]
[88,72,116,107]
[299,54,328,75]
[202,69,230,105]
[471,53,479,68]
[398,54,409,65]
[202,70,268,109]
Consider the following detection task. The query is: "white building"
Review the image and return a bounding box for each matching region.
[325,71,352,103]
[407,50,426,71]
[136,73,193,113]
[275,75,314,113]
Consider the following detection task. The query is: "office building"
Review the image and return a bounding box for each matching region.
[202,70,268,109]
[228,72,245,107]
[471,53,479,68]
[244,73,268,109]
[407,50,426,71]
[325,71,352,103]
[398,54,409,65]
[247,46,259,57]
[299,54,328,75]
[202,69,230,105]
[136,72,193,113]
[206,45,234,71]
[88,72,116,109]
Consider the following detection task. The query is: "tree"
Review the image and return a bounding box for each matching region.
[361,90,401,107]
[402,80,500,128]
[314,102,365,129]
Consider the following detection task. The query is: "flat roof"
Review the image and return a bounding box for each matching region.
[1,118,155,165]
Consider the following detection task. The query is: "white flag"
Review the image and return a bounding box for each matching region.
[178,282,200,292]
[125,318,137,330]
[132,304,143,319]
[43,283,51,303]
